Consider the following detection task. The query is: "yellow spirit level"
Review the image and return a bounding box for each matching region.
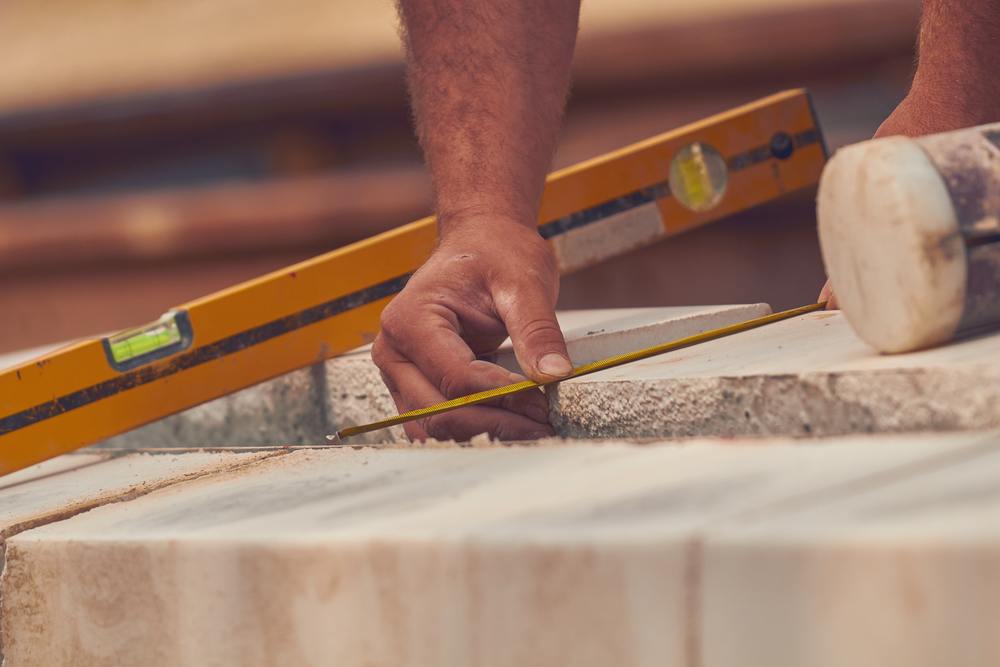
[0,90,826,476]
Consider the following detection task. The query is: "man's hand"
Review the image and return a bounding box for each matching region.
[818,0,1000,308]
[372,220,571,441]
[377,0,581,440]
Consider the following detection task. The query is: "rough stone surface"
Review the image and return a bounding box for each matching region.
[324,345,406,444]
[9,306,999,449]
[551,311,1000,438]
[3,431,1000,666]
[102,366,329,449]
[324,304,769,443]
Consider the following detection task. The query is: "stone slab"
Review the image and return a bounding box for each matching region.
[101,366,329,449]
[0,449,277,546]
[483,304,771,375]
[3,431,998,666]
[702,439,1000,667]
[326,304,771,443]
[551,310,1000,438]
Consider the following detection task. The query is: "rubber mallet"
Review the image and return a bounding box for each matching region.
[819,123,1000,353]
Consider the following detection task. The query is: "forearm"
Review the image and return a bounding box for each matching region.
[911,0,1000,121]
[397,0,581,234]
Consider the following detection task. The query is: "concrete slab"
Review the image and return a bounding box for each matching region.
[483,304,771,375]
[3,431,997,666]
[702,438,1000,667]
[326,304,771,443]
[551,311,1000,438]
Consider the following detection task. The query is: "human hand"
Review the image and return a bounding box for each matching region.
[371,218,572,442]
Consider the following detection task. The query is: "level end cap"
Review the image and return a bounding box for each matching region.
[817,136,966,353]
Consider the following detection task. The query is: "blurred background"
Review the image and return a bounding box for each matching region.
[0,0,918,354]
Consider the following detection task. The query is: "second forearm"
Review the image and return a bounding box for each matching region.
[398,0,581,234]
[911,0,1000,122]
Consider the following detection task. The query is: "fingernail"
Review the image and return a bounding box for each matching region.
[538,353,572,378]
[526,404,549,423]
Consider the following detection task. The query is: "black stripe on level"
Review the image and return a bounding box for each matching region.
[538,128,821,240]
[538,182,670,239]
[0,273,412,436]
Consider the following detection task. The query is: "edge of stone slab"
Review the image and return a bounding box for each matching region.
[550,365,1000,439]
[335,430,1000,450]
[0,449,289,545]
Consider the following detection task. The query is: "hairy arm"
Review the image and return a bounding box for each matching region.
[371,0,581,441]
[820,0,1000,307]
[876,0,1000,138]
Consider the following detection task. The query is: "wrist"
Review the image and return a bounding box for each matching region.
[437,210,541,244]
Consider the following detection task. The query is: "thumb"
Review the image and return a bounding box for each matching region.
[500,289,572,383]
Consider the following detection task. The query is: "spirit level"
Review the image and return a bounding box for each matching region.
[0,89,826,476]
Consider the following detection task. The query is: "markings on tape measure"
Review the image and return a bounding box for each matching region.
[331,301,829,443]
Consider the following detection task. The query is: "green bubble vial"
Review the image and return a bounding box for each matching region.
[107,313,183,364]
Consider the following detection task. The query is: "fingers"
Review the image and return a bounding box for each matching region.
[377,353,553,442]
[380,304,538,408]
[818,279,840,310]
[494,281,572,383]
[422,404,554,442]
[371,228,568,442]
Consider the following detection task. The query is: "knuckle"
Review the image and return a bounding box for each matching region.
[420,414,460,441]
[378,302,405,336]
[516,318,564,345]
[437,366,469,400]
[370,335,389,366]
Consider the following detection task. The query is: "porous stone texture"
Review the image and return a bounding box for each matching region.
[551,311,1000,438]
[323,344,406,444]
[3,432,1000,666]
[323,305,770,444]
[101,366,329,449]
